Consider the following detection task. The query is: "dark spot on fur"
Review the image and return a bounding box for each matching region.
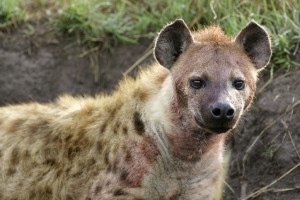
[71,170,82,178]
[107,163,112,172]
[101,102,122,134]
[134,112,145,135]
[29,189,36,199]
[125,150,132,162]
[113,121,120,133]
[66,167,73,174]
[114,189,127,196]
[52,135,59,142]
[111,159,119,173]
[167,193,181,200]
[88,158,96,166]
[66,195,74,200]
[74,146,81,152]
[6,168,16,176]
[124,152,131,162]
[100,123,107,133]
[120,170,129,181]
[123,126,128,135]
[105,180,111,186]
[134,88,151,102]
[81,104,94,116]
[67,148,73,159]
[67,147,81,160]
[107,106,117,122]
[45,186,52,194]
[96,141,102,152]
[73,136,88,147]
[28,119,49,135]
[155,71,168,85]
[105,100,123,115]
[24,150,31,158]
[7,118,25,133]
[94,185,102,194]
[56,169,63,177]
[65,135,72,142]
[104,150,109,165]
[10,147,20,165]
[45,159,56,166]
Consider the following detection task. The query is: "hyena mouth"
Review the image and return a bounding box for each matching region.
[194,115,232,134]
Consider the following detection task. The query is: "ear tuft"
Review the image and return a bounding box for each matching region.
[154,19,193,69]
[235,21,272,69]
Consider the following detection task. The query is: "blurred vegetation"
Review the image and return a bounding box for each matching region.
[0,0,299,71]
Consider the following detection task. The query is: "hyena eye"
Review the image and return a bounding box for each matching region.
[190,79,205,89]
[233,80,245,90]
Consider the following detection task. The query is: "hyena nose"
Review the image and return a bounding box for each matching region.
[211,102,235,120]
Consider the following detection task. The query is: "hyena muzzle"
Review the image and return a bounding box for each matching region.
[0,19,271,200]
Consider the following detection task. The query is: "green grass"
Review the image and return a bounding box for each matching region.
[0,0,24,27]
[0,0,299,71]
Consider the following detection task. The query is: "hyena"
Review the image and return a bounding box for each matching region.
[0,19,271,200]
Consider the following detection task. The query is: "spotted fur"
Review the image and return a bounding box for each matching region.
[0,19,271,200]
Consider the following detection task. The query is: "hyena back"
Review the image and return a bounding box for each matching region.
[0,19,271,200]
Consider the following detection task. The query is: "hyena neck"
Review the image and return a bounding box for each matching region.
[143,74,226,162]
[167,110,227,161]
[172,131,226,162]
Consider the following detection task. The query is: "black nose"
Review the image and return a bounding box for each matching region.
[211,102,235,120]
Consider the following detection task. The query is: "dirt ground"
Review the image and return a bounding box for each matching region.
[0,24,299,200]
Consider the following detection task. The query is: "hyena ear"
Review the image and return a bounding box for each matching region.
[154,19,193,69]
[235,21,272,70]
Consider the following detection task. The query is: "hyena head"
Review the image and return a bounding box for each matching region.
[154,19,271,134]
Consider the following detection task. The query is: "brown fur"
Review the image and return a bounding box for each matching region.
[0,20,271,200]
